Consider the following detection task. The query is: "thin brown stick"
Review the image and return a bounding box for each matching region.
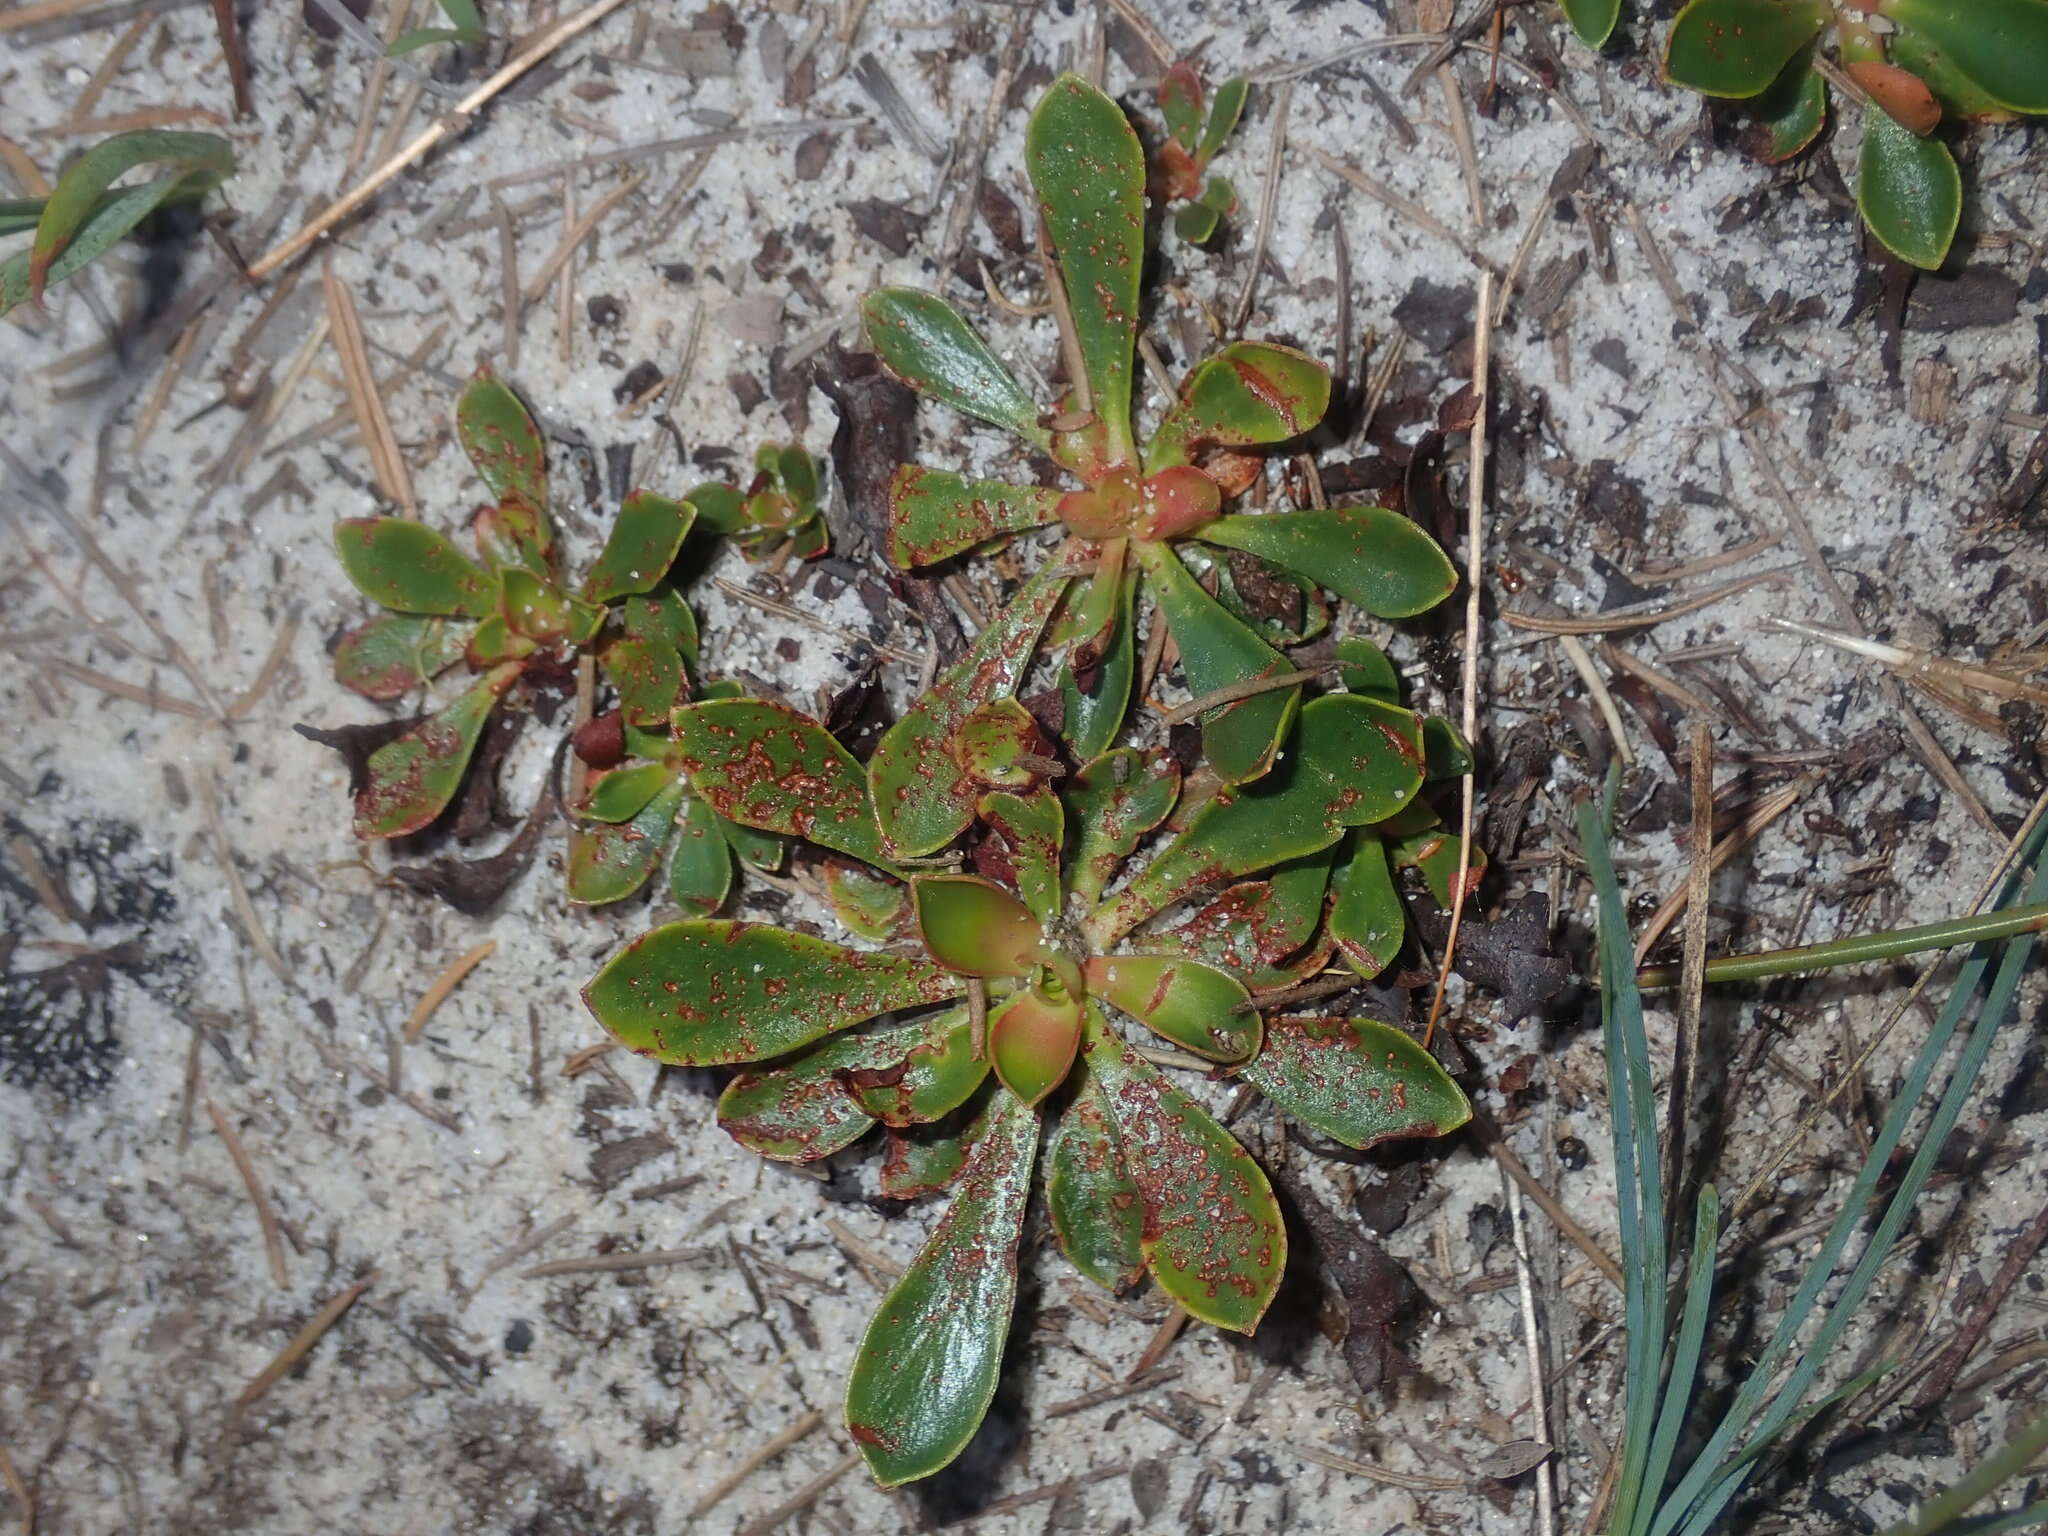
[226,609,303,720]
[711,577,920,664]
[234,1273,377,1411]
[1126,1305,1189,1379]
[404,939,496,1042]
[61,7,152,127]
[248,0,640,280]
[1422,270,1491,1051]
[520,172,643,303]
[1230,81,1291,334]
[1469,1105,1625,1291]
[207,0,254,117]
[1557,635,1635,765]
[1633,773,1822,962]
[0,0,126,29]
[197,767,290,983]
[321,261,414,514]
[1293,1443,1464,1492]
[1154,666,1328,727]
[1046,1367,1181,1418]
[1663,725,1714,1232]
[1305,145,1503,275]
[1502,565,1797,635]
[521,1247,709,1279]
[43,105,228,135]
[730,1452,860,1536]
[204,1099,289,1289]
[0,1437,30,1535]
[1909,1195,2048,1412]
[689,1411,824,1519]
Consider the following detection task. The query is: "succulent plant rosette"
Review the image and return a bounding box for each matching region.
[582,619,1478,1484]
[1151,61,1248,244]
[861,75,1460,784]
[1639,0,2048,269]
[330,370,702,843]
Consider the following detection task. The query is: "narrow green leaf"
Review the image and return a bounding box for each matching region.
[911,875,1047,978]
[1026,75,1146,464]
[332,613,468,699]
[584,921,963,1066]
[667,794,734,913]
[988,984,1085,1106]
[1084,953,1258,1062]
[1046,1051,1145,1291]
[1198,79,1250,159]
[583,760,675,823]
[1146,342,1331,474]
[334,518,496,617]
[354,663,519,839]
[1196,506,1457,619]
[978,788,1066,929]
[1560,0,1622,48]
[1858,107,1962,270]
[387,26,480,54]
[24,130,231,303]
[1242,1014,1471,1149]
[582,490,695,603]
[846,1004,989,1127]
[1084,1016,1285,1333]
[1064,748,1182,907]
[1663,0,1830,97]
[674,697,888,868]
[1140,540,1300,787]
[1058,562,1137,762]
[869,564,1069,857]
[1885,0,2048,113]
[861,288,1050,449]
[826,861,908,941]
[845,1091,1038,1486]
[1329,829,1404,978]
[884,467,1060,570]
[567,774,684,905]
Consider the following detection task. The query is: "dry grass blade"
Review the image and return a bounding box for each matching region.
[1766,615,2048,708]
[521,1247,709,1278]
[1632,773,1822,963]
[60,7,151,128]
[404,939,496,1042]
[711,577,920,665]
[1470,1104,1626,1291]
[1557,634,1633,764]
[226,608,302,720]
[321,262,415,514]
[0,0,140,33]
[234,1273,377,1411]
[1230,82,1291,334]
[689,1411,824,1519]
[1294,1443,1464,1491]
[731,1452,860,1536]
[520,173,643,304]
[195,766,290,983]
[204,1099,289,1289]
[1304,145,1502,274]
[0,1438,30,1534]
[1504,566,1796,635]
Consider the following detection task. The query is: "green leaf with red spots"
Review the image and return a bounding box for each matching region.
[1884,0,2048,114]
[667,794,735,913]
[1857,105,1961,270]
[953,698,1052,790]
[978,787,1066,928]
[912,875,1048,978]
[869,564,1069,858]
[584,921,963,1066]
[1091,694,1425,941]
[456,370,552,571]
[353,662,521,840]
[846,1004,989,1127]
[334,518,496,617]
[1084,954,1258,1062]
[1663,0,1830,98]
[1387,808,1487,910]
[1058,556,1137,762]
[1083,1017,1285,1333]
[601,593,697,728]
[1329,828,1403,978]
[583,760,676,823]
[879,1116,977,1200]
[884,467,1060,570]
[1140,540,1300,787]
[845,1089,1038,1487]
[498,567,582,645]
[1046,1046,1144,1292]
[1747,54,1828,163]
[988,984,1085,1106]
[332,613,469,699]
[16,130,231,308]
[568,774,685,905]
[1063,748,1182,907]
[463,614,536,667]
[861,288,1051,450]
[1027,75,1146,465]
[1158,60,1205,147]
[1560,0,1621,47]
[1241,1014,1472,1149]
[674,697,888,869]
[826,860,909,941]
[1162,846,1337,989]
[582,490,696,603]
[717,811,788,876]
[718,1024,911,1162]
[1198,79,1249,160]
[1145,342,1331,474]
[1195,507,1457,619]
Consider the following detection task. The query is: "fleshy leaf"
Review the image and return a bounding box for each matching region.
[667,794,734,913]
[1164,847,1336,988]
[456,370,552,571]
[353,663,520,839]
[1092,694,1426,941]
[1329,829,1404,978]
[1146,342,1330,474]
[674,698,888,869]
[1885,0,2048,114]
[717,813,787,876]
[602,593,695,728]
[826,861,908,941]
[845,1004,989,1127]
[334,518,495,617]
[719,1024,921,1162]
[1242,1014,1473,1149]
[333,613,469,699]
[1846,60,1941,135]
[1159,61,1205,147]
[912,875,1047,978]
[1140,540,1300,787]
[1084,1016,1284,1333]
[845,1091,1038,1487]
[953,698,1051,790]
[1195,507,1457,619]
[884,467,1060,570]
[1064,748,1182,907]
[1857,106,1961,271]
[1747,54,1828,163]
[1560,0,1621,47]
[568,775,684,905]
[499,567,577,644]
[1664,0,1830,97]
[1046,1052,1145,1291]
[582,490,696,603]
[1209,547,1329,646]
[869,564,1069,858]
[584,921,962,1066]
[861,288,1051,449]
[1058,559,1137,762]
[685,481,746,536]
[1026,75,1146,464]
[978,788,1066,929]
[879,1116,977,1200]
[1173,198,1222,245]
[988,984,1085,1107]
[1386,809,1487,910]
[1198,79,1249,160]
[20,130,232,306]
[1885,21,2009,119]
[1084,954,1258,1062]
[464,614,535,667]
[1424,717,1474,780]
[1335,636,1401,702]
[584,760,675,823]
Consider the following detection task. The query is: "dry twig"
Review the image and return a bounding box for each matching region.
[204,1099,289,1289]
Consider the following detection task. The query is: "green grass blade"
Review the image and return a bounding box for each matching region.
[1878,1411,2048,1536]
[1634,1186,1720,1536]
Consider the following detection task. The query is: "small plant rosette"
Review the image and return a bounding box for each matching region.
[1152,61,1250,245]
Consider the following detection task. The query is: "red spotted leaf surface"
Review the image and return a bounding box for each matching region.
[666,793,735,914]
[333,613,469,700]
[334,518,496,618]
[1195,507,1457,620]
[675,698,887,869]
[1663,0,1830,98]
[977,787,1065,928]
[885,467,1060,570]
[825,860,909,942]
[1064,748,1182,907]
[912,875,1047,978]
[584,920,962,1066]
[1084,953,1258,1062]
[1241,1014,1472,1150]
[1046,1046,1145,1292]
[456,369,553,572]
[1145,342,1330,473]
[567,773,685,905]
[717,1023,923,1162]
[581,490,696,603]
[1329,829,1404,978]
[845,1003,988,1127]
[353,661,521,839]
[1161,847,1337,989]
[878,1116,977,1200]
[601,592,697,728]
[861,288,1051,450]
